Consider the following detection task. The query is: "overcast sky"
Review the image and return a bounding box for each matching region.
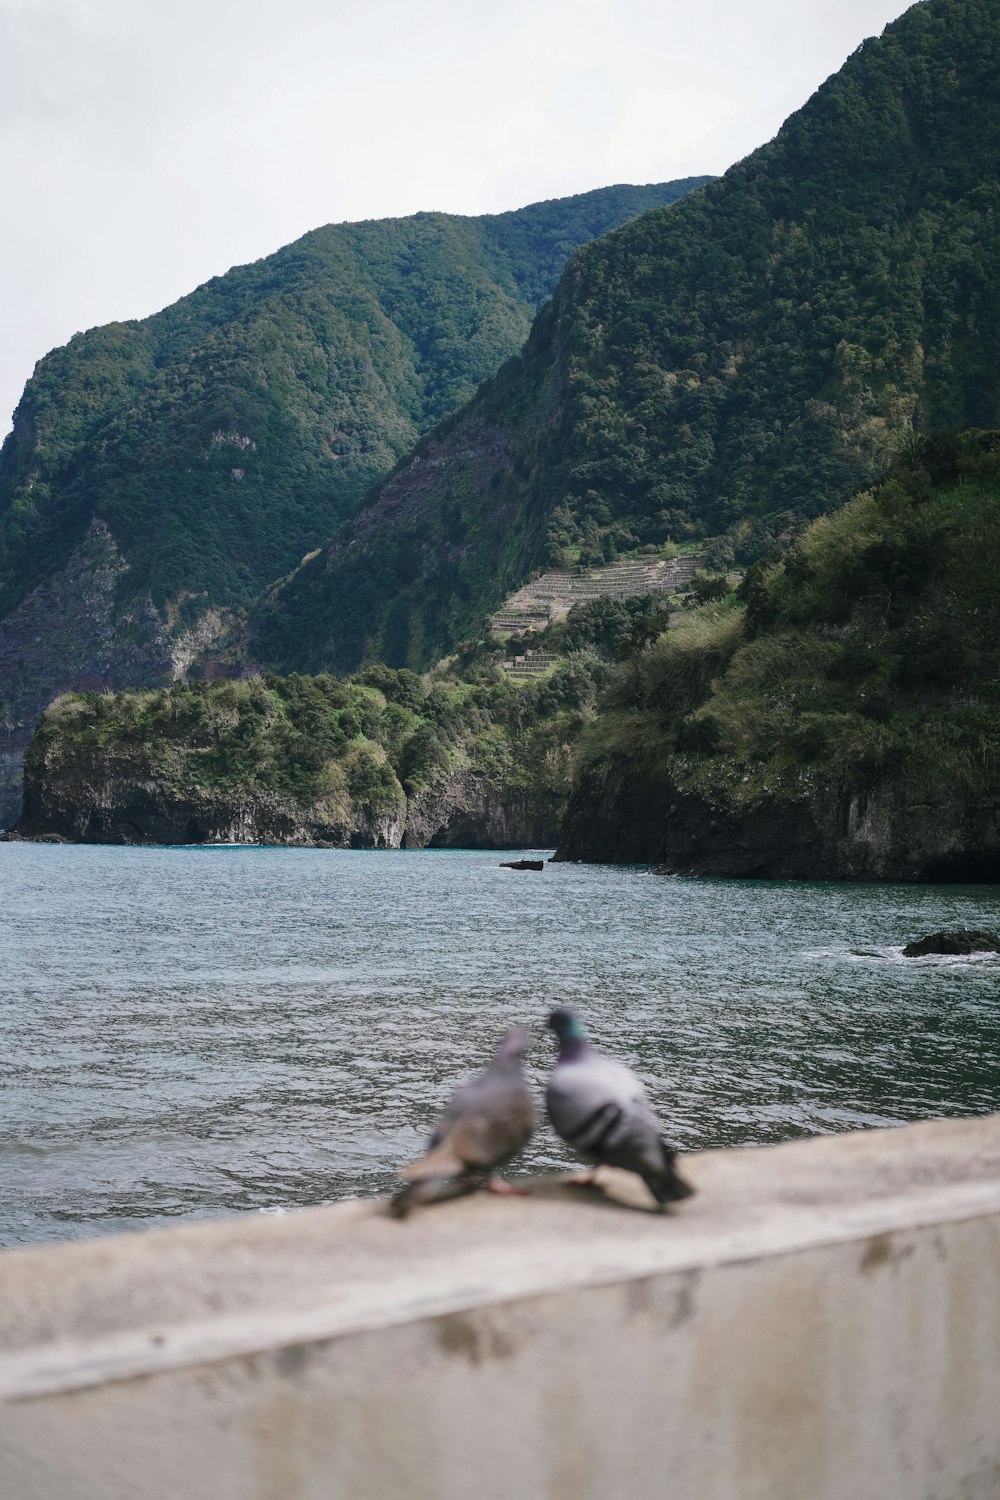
[1,0,915,437]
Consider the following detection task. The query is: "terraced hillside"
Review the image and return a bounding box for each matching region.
[489,555,703,633]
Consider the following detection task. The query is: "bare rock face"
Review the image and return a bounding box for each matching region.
[555,766,1000,884]
[404,771,558,850]
[14,756,560,852]
[354,424,510,536]
[15,788,406,850]
[902,930,1000,957]
[15,757,406,850]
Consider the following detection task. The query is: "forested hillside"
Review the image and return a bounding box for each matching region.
[558,429,1000,879]
[16,648,618,848]
[19,428,1000,882]
[258,0,1000,676]
[0,180,706,623]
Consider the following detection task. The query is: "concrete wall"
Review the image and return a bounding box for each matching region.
[2,1115,999,1500]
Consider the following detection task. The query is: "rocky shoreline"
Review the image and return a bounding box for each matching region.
[555,766,1000,883]
[12,762,559,851]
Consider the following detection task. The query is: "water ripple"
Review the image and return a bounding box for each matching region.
[2,845,999,1247]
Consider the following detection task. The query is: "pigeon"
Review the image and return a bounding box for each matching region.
[391,1026,536,1217]
[545,1007,694,1207]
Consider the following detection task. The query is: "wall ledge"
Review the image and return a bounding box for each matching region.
[3,1113,1000,1403]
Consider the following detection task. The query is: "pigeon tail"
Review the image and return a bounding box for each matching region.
[399,1139,465,1183]
[644,1140,695,1205]
[390,1176,477,1219]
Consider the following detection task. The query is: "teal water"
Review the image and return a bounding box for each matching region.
[2,843,999,1248]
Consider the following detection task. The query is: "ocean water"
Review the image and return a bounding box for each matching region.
[2,843,999,1249]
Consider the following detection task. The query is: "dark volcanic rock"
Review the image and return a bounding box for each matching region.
[555,764,1000,884]
[499,859,545,871]
[555,767,829,878]
[404,772,558,851]
[902,930,1000,957]
[15,753,561,852]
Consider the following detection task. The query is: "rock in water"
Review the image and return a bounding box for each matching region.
[902,929,1000,957]
[391,1027,536,1217]
[499,859,544,871]
[545,1007,694,1208]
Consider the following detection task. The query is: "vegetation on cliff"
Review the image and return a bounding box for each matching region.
[257,0,1000,677]
[19,423,1000,875]
[558,429,1000,876]
[0,181,707,628]
[19,639,622,844]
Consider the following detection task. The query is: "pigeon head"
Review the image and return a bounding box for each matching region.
[496,1026,533,1064]
[546,1007,588,1045]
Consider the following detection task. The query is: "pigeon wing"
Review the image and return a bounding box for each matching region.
[402,1066,536,1181]
[547,1055,665,1176]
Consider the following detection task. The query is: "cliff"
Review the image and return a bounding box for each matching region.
[558,769,1000,883]
[12,667,575,848]
[556,431,1000,881]
[15,759,558,850]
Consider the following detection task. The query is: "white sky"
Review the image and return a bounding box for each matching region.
[1,0,915,438]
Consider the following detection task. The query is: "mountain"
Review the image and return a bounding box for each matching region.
[556,428,1000,879]
[0,178,709,825]
[256,0,1000,678]
[0,180,709,619]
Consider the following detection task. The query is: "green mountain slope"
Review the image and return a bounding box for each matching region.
[16,433,999,881]
[258,0,1000,677]
[557,428,1000,879]
[0,180,708,622]
[0,179,708,827]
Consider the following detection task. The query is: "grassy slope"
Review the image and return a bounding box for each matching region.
[257,0,1000,677]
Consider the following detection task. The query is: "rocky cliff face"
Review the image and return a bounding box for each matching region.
[405,771,557,849]
[556,767,1000,883]
[556,429,1000,885]
[15,757,559,851]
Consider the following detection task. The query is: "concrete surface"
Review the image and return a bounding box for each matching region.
[2,1115,1000,1499]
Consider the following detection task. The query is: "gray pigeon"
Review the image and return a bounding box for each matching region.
[546,1007,694,1206]
[391,1027,536,1217]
